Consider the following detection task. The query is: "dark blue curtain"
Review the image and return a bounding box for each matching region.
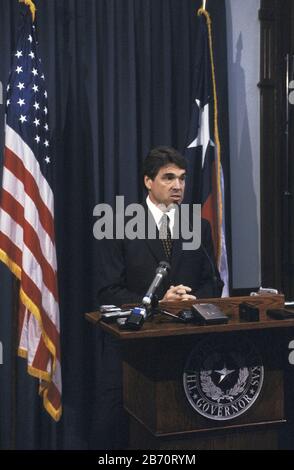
[0,0,228,449]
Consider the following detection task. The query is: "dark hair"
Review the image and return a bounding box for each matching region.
[142,146,187,181]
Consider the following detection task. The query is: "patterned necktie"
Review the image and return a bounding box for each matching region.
[159,213,173,260]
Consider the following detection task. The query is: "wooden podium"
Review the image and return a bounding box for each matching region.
[86,294,294,450]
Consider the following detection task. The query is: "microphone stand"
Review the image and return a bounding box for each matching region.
[145,296,186,323]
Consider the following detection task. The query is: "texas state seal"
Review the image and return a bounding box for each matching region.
[183,335,264,421]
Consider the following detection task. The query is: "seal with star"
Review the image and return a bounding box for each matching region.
[183,335,264,421]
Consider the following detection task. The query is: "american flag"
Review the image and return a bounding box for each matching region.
[186,8,229,296]
[0,11,62,420]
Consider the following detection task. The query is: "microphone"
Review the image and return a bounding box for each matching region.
[123,261,171,330]
[142,261,171,306]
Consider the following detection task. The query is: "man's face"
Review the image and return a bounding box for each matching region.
[144,164,186,207]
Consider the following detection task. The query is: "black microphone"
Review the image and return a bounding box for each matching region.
[142,261,171,306]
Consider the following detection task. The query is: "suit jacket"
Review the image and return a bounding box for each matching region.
[96,206,223,307]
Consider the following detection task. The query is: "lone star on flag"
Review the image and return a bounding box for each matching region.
[187,99,215,168]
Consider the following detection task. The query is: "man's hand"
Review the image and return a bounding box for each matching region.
[161,284,197,302]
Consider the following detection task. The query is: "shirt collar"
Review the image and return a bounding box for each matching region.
[146,196,176,228]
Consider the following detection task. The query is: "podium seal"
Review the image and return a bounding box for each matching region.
[183,336,264,421]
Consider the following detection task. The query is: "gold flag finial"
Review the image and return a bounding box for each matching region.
[202,0,207,10]
[19,0,36,22]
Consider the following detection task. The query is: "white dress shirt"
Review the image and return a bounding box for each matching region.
[146,196,176,237]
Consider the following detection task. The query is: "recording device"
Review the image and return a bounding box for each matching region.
[142,261,171,306]
[192,303,228,325]
[99,305,132,322]
[239,302,260,322]
[100,305,122,313]
[100,309,132,322]
[178,309,196,322]
[259,287,278,294]
[250,287,279,296]
[116,317,128,328]
[124,307,147,330]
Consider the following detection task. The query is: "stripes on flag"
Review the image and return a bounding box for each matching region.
[0,9,61,421]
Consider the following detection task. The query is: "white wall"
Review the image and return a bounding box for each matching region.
[226,0,261,288]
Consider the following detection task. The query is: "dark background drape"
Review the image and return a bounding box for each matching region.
[0,0,228,449]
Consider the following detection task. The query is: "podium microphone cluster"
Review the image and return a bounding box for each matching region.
[124,261,171,330]
[142,261,171,306]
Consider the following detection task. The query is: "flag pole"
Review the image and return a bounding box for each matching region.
[18,0,36,22]
[202,0,207,11]
[9,3,37,445]
[10,278,20,449]
[197,7,223,266]
[9,2,37,446]
[9,1,37,450]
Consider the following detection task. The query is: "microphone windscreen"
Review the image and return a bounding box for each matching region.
[157,261,171,275]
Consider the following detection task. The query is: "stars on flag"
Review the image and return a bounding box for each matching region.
[17,98,25,107]
[5,29,52,169]
[187,99,215,168]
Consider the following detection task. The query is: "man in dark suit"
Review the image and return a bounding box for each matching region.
[97,146,223,307]
[93,146,223,449]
